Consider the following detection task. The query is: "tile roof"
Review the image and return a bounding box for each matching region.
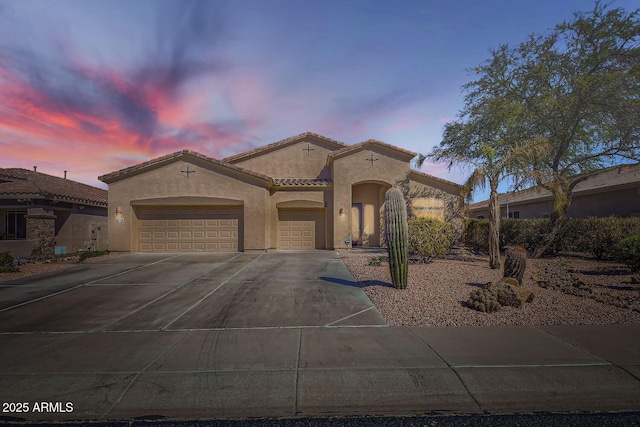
[409,169,464,189]
[328,139,417,160]
[468,163,640,210]
[99,149,273,184]
[223,132,347,163]
[0,168,107,207]
[272,178,333,187]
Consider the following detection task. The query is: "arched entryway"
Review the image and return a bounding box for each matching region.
[351,181,391,247]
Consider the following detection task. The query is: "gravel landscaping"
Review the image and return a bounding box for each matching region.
[4,249,639,327]
[0,252,125,283]
[339,247,640,326]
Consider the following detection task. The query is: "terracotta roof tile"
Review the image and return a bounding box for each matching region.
[223,132,346,163]
[99,149,273,184]
[329,139,417,160]
[468,163,640,209]
[0,168,107,206]
[272,178,333,187]
[410,169,464,189]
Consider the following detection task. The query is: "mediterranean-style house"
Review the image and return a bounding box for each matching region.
[0,168,108,257]
[99,132,464,252]
[468,163,640,219]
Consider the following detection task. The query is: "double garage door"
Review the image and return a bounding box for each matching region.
[278,209,325,250]
[137,206,242,252]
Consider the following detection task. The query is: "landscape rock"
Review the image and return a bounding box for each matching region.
[486,278,534,308]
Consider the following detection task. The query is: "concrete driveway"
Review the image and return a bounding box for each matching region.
[0,251,386,332]
[1,252,639,421]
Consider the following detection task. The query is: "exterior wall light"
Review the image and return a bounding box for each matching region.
[339,208,344,216]
[115,206,124,223]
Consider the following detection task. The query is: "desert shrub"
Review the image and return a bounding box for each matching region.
[500,219,553,254]
[572,217,640,260]
[408,217,454,260]
[0,252,19,273]
[468,216,640,259]
[79,250,109,263]
[464,218,489,251]
[368,256,387,266]
[614,234,640,272]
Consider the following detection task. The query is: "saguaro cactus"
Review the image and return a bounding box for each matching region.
[503,246,527,285]
[384,187,408,289]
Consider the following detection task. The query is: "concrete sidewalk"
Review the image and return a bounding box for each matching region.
[1,324,639,421]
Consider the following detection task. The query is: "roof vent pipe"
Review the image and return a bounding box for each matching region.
[64,171,67,179]
[33,166,37,172]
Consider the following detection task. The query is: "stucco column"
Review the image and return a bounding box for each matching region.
[26,208,56,256]
[333,182,352,249]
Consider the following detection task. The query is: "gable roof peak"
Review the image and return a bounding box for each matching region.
[329,138,417,160]
[99,148,272,184]
[223,132,347,163]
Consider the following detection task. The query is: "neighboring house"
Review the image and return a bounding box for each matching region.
[468,163,640,219]
[99,132,464,252]
[0,168,108,257]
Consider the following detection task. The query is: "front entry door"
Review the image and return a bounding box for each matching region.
[351,203,363,246]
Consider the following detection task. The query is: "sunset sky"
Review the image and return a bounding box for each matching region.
[1,0,637,200]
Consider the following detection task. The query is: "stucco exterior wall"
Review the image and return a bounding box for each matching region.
[55,207,108,253]
[406,177,464,239]
[232,139,334,179]
[106,159,269,251]
[331,147,410,249]
[470,186,640,219]
[567,188,640,217]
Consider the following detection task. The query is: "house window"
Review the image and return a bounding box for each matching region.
[507,211,520,219]
[3,211,27,239]
[411,197,445,220]
[477,215,485,219]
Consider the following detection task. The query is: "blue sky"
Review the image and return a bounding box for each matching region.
[0,0,637,201]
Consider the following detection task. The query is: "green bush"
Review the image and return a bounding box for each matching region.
[614,234,640,272]
[572,217,640,260]
[408,217,454,260]
[464,218,489,251]
[0,252,19,273]
[79,250,109,263]
[500,219,552,254]
[465,216,640,259]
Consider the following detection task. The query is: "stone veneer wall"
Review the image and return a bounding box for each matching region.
[26,209,56,256]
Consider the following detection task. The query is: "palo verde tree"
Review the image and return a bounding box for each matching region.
[466,2,640,258]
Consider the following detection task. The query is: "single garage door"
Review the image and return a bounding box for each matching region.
[278,209,325,249]
[137,206,242,252]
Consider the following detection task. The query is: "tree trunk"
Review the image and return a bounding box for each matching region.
[488,188,501,269]
[532,183,571,258]
[531,211,565,258]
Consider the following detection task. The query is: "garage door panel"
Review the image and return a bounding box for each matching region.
[278,209,325,250]
[138,206,241,252]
